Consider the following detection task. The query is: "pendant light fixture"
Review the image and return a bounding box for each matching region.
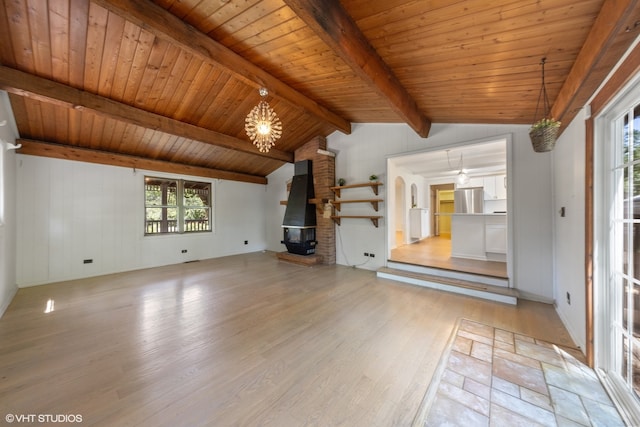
[457,167,470,186]
[446,150,470,186]
[245,87,282,153]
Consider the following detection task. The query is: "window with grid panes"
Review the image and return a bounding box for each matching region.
[144,177,212,235]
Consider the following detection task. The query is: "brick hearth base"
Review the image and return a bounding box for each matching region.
[276,252,324,266]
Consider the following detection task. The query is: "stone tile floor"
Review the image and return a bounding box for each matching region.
[420,319,625,426]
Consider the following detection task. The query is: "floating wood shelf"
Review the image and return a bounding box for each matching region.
[280,198,329,213]
[330,182,383,197]
[330,198,383,212]
[329,182,384,227]
[279,198,328,205]
[331,216,383,227]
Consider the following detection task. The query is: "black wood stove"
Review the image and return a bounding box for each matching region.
[282,160,317,255]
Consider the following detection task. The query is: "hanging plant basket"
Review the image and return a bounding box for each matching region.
[529,58,560,153]
[529,118,560,153]
[529,127,558,152]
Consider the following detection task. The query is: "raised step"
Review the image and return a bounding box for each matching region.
[377,266,518,305]
[386,260,509,288]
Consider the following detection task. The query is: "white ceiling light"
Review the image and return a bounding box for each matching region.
[447,150,470,186]
[457,169,470,186]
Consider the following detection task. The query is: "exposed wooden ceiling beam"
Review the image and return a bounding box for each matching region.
[92,0,351,136]
[16,139,267,185]
[552,0,640,129]
[0,65,292,163]
[283,0,431,138]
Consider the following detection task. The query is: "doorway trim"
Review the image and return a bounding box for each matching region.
[394,176,407,247]
[430,183,455,237]
[385,134,514,281]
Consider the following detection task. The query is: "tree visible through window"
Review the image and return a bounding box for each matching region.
[145,177,212,234]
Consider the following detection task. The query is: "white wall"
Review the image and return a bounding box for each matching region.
[327,123,555,301]
[552,109,587,350]
[391,166,426,246]
[394,176,405,235]
[0,102,588,346]
[15,155,268,287]
[6,117,557,304]
[328,124,395,269]
[0,92,18,316]
[265,162,294,252]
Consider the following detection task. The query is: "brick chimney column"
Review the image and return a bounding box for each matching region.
[294,136,336,265]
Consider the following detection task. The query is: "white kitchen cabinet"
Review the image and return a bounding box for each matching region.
[465,177,484,188]
[451,213,507,261]
[451,214,486,259]
[485,223,507,253]
[483,175,507,200]
[495,174,507,199]
[483,177,496,200]
[410,208,430,239]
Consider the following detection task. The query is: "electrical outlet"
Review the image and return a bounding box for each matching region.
[83,259,93,264]
[364,252,369,257]
[566,292,571,305]
[370,253,375,258]
[181,249,187,253]
[244,240,248,245]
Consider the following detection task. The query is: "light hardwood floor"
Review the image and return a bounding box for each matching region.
[391,235,508,278]
[0,252,576,426]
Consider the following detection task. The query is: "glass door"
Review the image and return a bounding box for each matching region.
[595,78,640,423]
[611,104,640,398]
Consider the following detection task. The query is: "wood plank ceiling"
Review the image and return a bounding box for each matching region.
[0,0,639,183]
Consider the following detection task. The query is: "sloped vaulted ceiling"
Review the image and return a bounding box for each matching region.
[0,0,639,183]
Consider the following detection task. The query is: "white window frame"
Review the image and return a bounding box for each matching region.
[144,176,213,235]
[594,72,640,426]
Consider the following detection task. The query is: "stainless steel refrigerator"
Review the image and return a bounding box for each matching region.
[454,187,484,213]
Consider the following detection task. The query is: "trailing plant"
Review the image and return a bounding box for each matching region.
[530,117,561,131]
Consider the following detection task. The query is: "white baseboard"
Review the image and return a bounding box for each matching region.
[0,285,17,319]
[554,304,586,354]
